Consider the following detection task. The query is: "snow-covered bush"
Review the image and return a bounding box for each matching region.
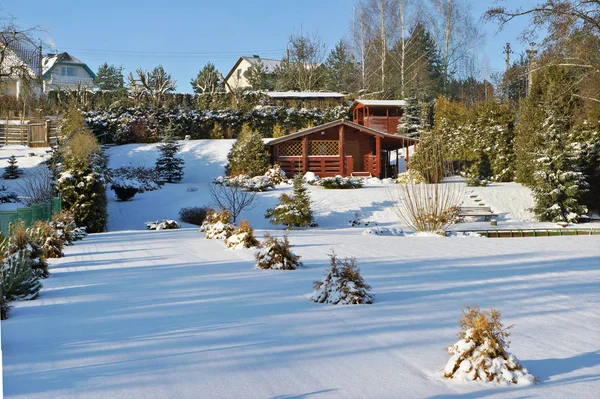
[0,185,19,204]
[145,219,180,230]
[179,206,211,226]
[29,221,65,259]
[362,227,403,236]
[225,124,269,177]
[110,176,146,201]
[111,166,162,192]
[214,175,274,192]
[317,176,363,189]
[265,164,286,185]
[303,171,320,183]
[8,224,48,278]
[311,252,373,305]
[444,305,537,385]
[51,210,87,245]
[1,250,42,301]
[254,233,302,270]
[225,220,259,249]
[265,175,314,229]
[396,170,426,185]
[200,208,235,240]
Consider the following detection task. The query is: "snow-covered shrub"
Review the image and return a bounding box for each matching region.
[311,252,373,305]
[348,212,377,227]
[466,176,489,187]
[145,219,180,230]
[51,210,87,245]
[1,250,42,301]
[110,176,146,201]
[226,124,270,177]
[179,206,212,226]
[200,208,235,240]
[444,305,537,385]
[396,170,426,185]
[320,176,364,189]
[29,221,65,259]
[155,136,185,183]
[8,224,48,278]
[225,220,259,249]
[362,227,403,236]
[254,233,303,270]
[3,155,23,179]
[265,175,314,229]
[0,185,19,204]
[303,171,320,183]
[214,175,274,192]
[111,166,162,192]
[265,164,286,185]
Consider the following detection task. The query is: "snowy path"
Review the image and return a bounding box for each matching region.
[2,228,600,398]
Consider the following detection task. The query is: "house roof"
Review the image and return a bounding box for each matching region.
[351,99,407,108]
[42,52,96,79]
[264,91,345,99]
[268,119,418,149]
[223,56,281,83]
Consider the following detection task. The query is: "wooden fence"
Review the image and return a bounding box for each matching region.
[0,196,62,236]
[0,119,60,147]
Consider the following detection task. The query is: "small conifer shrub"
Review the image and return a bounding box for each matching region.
[254,233,302,270]
[3,155,23,179]
[225,124,269,177]
[311,252,373,305]
[51,210,87,245]
[200,208,235,240]
[265,175,314,229]
[9,224,48,278]
[1,232,43,301]
[320,176,364,189]
[443,305,537,384]
[155,137,185,183]
[0,185,19,204]
[225,220,260,249]
[29,221,65,259]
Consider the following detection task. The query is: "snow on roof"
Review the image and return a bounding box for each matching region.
[265,91,345,98]
[42,52,86,74]
[354,99,407,107]
[242,56,281,73]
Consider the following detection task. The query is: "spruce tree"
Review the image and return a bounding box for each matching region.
[155,137,185,183]
[265,175,313,229]
[397,98,422,138]
[225,124,269,177]
[3,155,22,179]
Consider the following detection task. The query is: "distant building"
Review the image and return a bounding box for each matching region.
[223,56,280,92]
[350,99,406,135]
[42,52,96,92]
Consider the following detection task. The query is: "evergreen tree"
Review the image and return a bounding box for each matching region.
[402,22,443,100]
[325,39,358,93]
[397,97,422,138]
[55,111,108,233]
[1,250,42,301]
[94,62,125,92]
[265,175,313,229]
[3,155,22,179]
[244,60,274,91]
[225,124,269,177]
[191,62,221,94]
[155,136,185,183]
[211,123,224,139]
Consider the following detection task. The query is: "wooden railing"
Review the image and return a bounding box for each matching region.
[364,154,379,176]
[362,116,400,134]
[278,156,353,177]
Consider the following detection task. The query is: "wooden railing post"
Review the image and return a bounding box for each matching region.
[339,124,345,176]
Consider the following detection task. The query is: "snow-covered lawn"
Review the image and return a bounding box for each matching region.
[2,139,600,398]
[2,229,600,398]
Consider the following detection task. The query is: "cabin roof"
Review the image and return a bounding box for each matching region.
[351,99,407,109]
[268,119,418,148]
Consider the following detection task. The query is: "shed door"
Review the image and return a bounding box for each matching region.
[345,141,363,171]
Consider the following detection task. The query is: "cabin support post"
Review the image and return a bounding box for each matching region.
[406,141,410,169]
[375,136,381,178]
[395,149,399,176]
[339,124,345,176]
[302,136,308,174]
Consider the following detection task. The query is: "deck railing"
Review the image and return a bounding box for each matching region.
[278,156,353,177]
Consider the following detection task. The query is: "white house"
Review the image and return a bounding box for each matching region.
[223,56,280,92]
[42,52,95,92]
[0,42,40,98]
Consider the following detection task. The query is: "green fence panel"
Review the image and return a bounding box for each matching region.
[41,203,52,221]
[30,204,43,222]
[0,211,18,236]
[51,197,62,214]
[16,208,33,228]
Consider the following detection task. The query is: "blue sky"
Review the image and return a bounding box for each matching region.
[2,0,539,93]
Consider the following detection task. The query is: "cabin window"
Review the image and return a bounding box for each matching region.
[310,140,339,156]
[278,141,303,156]
[61,66,76,77]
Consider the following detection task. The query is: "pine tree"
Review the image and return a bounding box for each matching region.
[325,39,358,93]
[94,62,125,92]
[1,250,42,301]
[191,62,221,94]
[397,97,422,138]
[265,175,313,229]
[225,124,269,177]
[155,136,185,183]
[244,60,274,91]
[3,155,23,179]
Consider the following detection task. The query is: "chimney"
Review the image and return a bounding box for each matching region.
[253,55,260,58]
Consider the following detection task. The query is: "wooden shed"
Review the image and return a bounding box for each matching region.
[350,99,406,134]
[268,120,417,178]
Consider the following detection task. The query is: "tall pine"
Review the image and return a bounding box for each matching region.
[3,155,22,179]
[156,136,185,183]
[225,124,269,177]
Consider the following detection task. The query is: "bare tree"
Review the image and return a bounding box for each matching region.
[17,164,54,206]
[128,65,176,106]
[208,183,256,223]
[276,31,328,91]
